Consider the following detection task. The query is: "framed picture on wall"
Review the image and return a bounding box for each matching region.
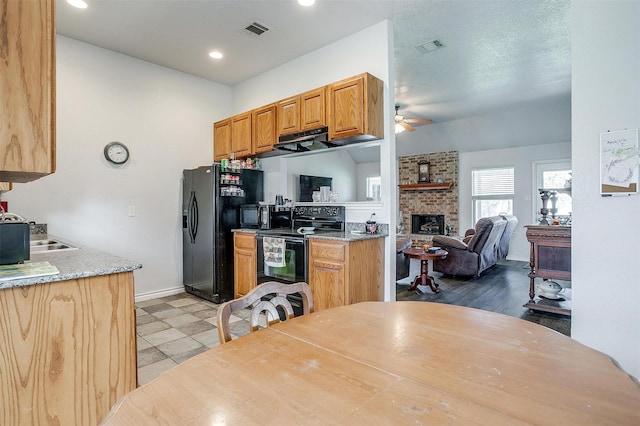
[418,162,430,183]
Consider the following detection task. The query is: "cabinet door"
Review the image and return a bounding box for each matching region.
[0,182,12,192]
[327,73,383,141]
[231,112,252,157]
[234,233,257,298]
[328,75,364,140]
[0,273,136,425]
[0,0,55,183]
[213,119,231,162]
[308,239,346,311]
[301,87,326,131]
[277,96,300,136]
[252,104,277,154]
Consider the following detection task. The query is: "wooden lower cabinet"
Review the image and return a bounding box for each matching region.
[308,238,384,311]
[234,232,257,298]
[0,272,137,425]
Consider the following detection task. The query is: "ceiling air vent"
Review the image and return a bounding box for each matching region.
[414,39,445,54]
[242,21,271,37]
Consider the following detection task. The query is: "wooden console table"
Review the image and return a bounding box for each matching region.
[524,225,571,316]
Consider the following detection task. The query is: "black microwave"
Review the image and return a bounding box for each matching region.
[258,205,292,229]
[239,204,260,229]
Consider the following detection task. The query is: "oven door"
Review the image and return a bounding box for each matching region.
[256,234,307,317]
[256,234,306,285]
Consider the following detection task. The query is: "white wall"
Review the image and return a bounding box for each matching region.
[571,1,640,379]
[357,162,381,201]
[4,36,232,298]
[460,142,571,262]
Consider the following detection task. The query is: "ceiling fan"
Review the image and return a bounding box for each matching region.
[395,105,432,133]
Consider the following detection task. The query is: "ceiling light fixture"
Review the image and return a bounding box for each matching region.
[298,0,315,6]
[395,124,406,134]
[209,51,223,59]
[66,0,88,9]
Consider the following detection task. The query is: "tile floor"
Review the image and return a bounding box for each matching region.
[135,292,251,385]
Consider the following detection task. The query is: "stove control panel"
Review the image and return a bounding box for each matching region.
[294,205,345,219]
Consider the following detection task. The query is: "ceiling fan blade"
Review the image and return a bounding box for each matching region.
[399,122,415,132]
[404,118,433,124]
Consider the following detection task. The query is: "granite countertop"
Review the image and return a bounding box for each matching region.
[306,231,388,242]
[232,228,388,242]
[0,235,142,290]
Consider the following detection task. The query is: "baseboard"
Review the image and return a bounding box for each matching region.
[135,286,185,303]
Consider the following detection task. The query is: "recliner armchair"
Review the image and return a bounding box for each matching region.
[432,215,510,277]
[497,214,518,260]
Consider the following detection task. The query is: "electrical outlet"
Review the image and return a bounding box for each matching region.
[128,206,136,217]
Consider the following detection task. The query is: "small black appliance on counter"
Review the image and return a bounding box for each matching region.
[0,216,30,265]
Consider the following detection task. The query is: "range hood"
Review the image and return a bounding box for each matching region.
[273,127,338,153]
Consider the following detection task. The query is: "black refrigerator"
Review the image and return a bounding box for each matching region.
[182,164,263,303]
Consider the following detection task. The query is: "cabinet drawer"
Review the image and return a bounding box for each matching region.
[309,240,346,262]
[234,232,256,250]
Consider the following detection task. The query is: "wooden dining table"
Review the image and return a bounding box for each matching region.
[101,302,640,425]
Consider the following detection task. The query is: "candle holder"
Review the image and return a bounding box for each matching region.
[538,189,557,225]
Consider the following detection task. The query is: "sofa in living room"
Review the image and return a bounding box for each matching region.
[431,214,518,277]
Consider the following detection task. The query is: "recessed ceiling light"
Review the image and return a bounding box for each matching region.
[66,0,88,9]
[298,0,315,6]
[209,51,223,60]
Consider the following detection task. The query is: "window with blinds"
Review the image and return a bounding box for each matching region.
[471,167,514,223]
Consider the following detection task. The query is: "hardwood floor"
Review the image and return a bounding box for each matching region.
[396,259,571,336]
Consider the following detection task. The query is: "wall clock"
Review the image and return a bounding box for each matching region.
[418,161,430,183]
[104,141,130,164]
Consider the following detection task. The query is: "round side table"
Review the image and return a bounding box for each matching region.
[402,247,448,293]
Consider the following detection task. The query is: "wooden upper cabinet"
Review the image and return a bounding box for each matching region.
[0,0,56,183]
[252,104,277,154]
[277,96,300,136]
[213,119,231,161]
[0,182,12,192]
[301,87,326,131]
[213,112,252,161]
[231,112,252,158]
[214,72,383,158]
[278,87,327,136]
[327,72,383,141]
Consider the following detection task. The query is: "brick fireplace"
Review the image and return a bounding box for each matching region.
[398,151,459,246]
[411,214,445,235]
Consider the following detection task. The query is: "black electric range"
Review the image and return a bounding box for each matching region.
[257,205,345,237]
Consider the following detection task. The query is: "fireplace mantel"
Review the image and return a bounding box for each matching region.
[398,182,453,191]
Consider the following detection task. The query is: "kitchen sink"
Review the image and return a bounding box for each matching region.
[30,239,79,253]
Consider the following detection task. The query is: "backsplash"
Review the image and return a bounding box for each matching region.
[30,223,47,235]
[346,222,389,234]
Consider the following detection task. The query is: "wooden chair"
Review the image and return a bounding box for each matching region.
[216,281,313,344]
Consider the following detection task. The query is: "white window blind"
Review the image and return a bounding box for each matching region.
[471,167,515,224]
[472,167,514,196]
